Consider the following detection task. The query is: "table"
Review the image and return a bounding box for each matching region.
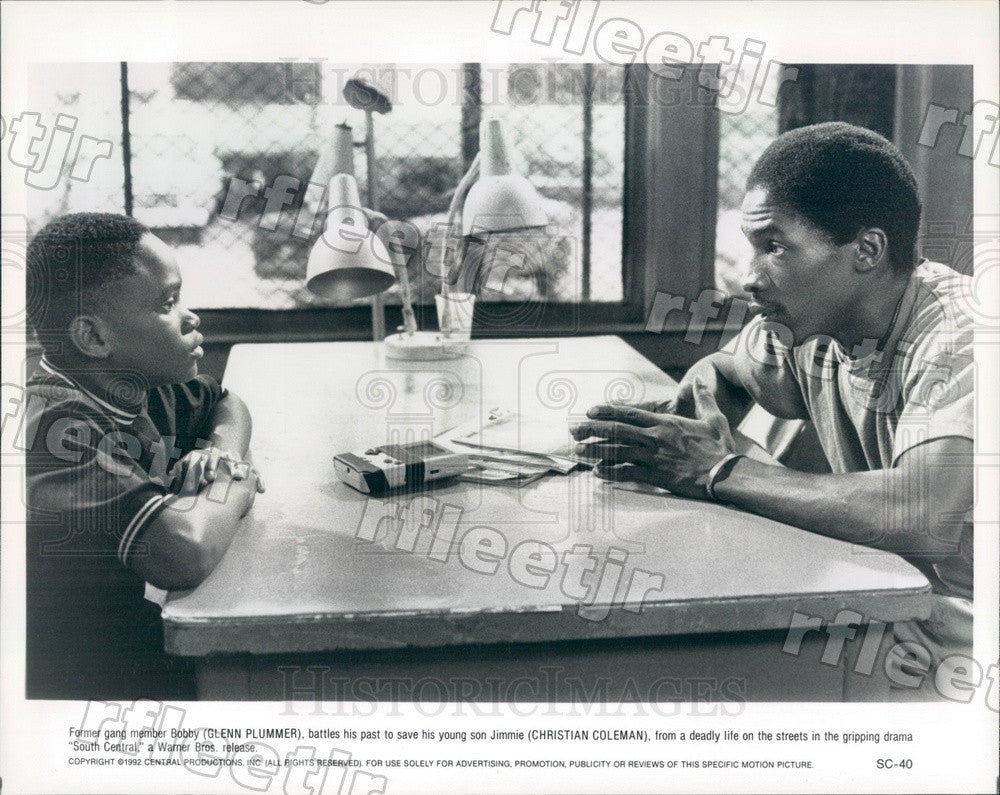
[162,337,932,701]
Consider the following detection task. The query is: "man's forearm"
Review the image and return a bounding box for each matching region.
[713,456,962,562]
[208,391,252,457]
[676,351,753,427]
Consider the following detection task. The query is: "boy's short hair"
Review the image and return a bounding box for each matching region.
[747,122,922,271]
[26,212,149,355]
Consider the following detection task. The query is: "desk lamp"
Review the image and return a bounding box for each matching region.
[383,116,548,359]
[305,119,432,352]
[305,123,395,308]
[306,116,548,358]
[343,73,392,216]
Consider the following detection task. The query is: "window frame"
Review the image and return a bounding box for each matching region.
[193,65,725,359]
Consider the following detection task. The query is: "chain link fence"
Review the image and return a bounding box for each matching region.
[26,63,128,231]
[25,62,628,311]
[25,60,776,307]
[713,69,780,296]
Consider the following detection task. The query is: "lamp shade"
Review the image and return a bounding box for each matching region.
[344,71,393,115]
[462,118,547,235]
[306,173,395,301]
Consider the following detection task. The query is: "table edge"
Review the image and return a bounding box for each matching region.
[164,584,933,657]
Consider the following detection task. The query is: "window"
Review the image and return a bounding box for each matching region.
[713,69,780,296]
[36,62,628,318]
[17,61,806,350]
[21,61,975,367]
[26,63,126,225]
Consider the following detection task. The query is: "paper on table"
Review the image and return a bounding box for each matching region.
[447,408,591,468]
[456,467,547,487]
[732,428,782,465]
[464,451,577,475]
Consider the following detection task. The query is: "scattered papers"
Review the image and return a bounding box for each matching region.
[436,408,589,487]
[436,409,782,489]
[448,407,592,465]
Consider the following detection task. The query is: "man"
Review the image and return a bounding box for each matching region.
[571,122,973,677]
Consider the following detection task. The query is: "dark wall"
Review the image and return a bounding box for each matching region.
[780,65,897,138]
[780,64,974,275]
[894,65,975,270]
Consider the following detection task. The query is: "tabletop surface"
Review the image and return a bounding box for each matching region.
[162,337,930,656]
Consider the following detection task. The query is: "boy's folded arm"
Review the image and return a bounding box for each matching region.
[128,471,258,591]
[206,390,253,459]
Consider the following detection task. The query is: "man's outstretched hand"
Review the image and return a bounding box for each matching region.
[570,379,738,498]
[622,376,700,418]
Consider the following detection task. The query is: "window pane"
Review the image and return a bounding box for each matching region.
[124,62,625,310]
[127,62,327,309]
[485,64,625,303]
[714,70,780,296]
[26,63,126,233]
[23,62,626,311]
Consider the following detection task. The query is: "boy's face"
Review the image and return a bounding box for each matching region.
[101,233,203,387]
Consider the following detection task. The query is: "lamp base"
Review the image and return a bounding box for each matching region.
[384,331,467,360]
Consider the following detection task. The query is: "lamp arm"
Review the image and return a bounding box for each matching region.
[439,152,480,299]
[390,239,419,336]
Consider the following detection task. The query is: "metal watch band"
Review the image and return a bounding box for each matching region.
[705,453,744,501]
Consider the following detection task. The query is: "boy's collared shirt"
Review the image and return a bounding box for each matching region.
[24,357,225,699]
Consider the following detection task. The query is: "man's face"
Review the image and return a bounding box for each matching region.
[740,186,858,345]
[101,233,203,387]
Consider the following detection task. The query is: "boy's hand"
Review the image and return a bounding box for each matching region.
[200,447,255,485]
[171,448,266,494]
[212,455,266,494]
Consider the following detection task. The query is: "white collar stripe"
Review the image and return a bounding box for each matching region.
[39,357,140,423]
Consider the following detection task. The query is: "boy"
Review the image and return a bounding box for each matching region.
[24,212,263,699]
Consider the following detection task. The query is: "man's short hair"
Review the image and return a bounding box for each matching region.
[747,122,922,271]
[26,212,149,355]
